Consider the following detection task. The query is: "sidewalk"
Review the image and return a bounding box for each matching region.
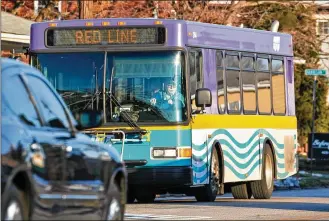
[274,170,329,190]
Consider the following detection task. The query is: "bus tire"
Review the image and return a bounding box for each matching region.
[194,147,220,202]
[231,182,252,199]
[1,185,29,220]
[251,144,274,199]
[135,191,156,204]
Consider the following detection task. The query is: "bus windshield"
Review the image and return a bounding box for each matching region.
[31,51,187,124]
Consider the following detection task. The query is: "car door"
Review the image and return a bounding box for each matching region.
[21,73,74,185]
[23,73,106,189]
[1,72,43,190]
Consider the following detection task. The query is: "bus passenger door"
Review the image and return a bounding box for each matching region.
[189,48,206,185]
[190,48,217,185]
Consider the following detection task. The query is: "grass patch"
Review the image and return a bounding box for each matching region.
[299,177,329,188]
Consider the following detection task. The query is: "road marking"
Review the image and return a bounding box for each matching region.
[125,213,212,220]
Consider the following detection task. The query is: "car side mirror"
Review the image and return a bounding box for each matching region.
[75,110,103,130]
[195,88,212,109]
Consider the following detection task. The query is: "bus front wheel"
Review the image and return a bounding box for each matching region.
[250,144,274,199]
[194,147,220,202]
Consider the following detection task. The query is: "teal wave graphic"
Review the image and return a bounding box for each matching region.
[277,162,285,169]
[192,129,295,183]
[193,129,285,151]
[260,130,284,149]
[193,164,293,184]
[192,151,210,162]
[193,139,260,161]
[192,138,284,170]
[192,129,261,150]
[223,149,260,169]
[193,172,208,183]
[277,171,289,178]
[276,152,284,159]
[193,158,294,182]
[193,163,207,172]
[193,159,262,183]
[225,160,262,179]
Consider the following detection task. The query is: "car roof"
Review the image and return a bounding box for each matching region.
[1,58,42,78]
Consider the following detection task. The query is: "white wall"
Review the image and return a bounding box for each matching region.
[315,13,329,105]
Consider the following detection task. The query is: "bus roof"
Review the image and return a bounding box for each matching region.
[30,18,293,56]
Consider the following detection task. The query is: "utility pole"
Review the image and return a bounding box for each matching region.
[79,0,93,19]
[310,76,317,176]
[305,68,326,175]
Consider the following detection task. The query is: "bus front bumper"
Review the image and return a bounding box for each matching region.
[127,166,193,187]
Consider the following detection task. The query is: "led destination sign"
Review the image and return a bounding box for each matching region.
[46,26,166,47]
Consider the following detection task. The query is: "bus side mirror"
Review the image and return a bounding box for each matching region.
[75,110,103,130]
[195,88,212,109]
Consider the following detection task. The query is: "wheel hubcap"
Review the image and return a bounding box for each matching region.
[5,201,22,220]
[265,154,273,189]
[107,198,120,220]
[211,152,219,193]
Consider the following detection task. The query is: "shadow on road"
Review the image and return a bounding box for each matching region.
[146,197,329,213]
[272,189,329,198]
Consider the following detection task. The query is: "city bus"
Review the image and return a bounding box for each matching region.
[29,18,298,203]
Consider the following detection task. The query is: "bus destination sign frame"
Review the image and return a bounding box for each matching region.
[45,26,166,48]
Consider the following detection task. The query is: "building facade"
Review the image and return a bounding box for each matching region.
[315,1,329,105]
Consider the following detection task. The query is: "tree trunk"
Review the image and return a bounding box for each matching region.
[80,0,93,19]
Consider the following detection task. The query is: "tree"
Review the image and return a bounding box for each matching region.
[79,0,93,19]
[2,0,328,145]
[234,2,329,145]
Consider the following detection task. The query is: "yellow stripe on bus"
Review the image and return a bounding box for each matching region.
[191,115,297,129]
[93,125,190,131]
[89,115,296,132]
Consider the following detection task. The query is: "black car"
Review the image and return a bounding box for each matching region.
[1,58,127,220]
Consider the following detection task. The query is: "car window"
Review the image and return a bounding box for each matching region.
[25,75,70,129]
[1,75,41,127]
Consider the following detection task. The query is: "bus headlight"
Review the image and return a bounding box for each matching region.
[152,148,177,158]
[151,147,192,159]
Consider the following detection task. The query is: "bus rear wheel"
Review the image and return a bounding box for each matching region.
[251,144,274,199]
[231,182,252,199]
[194,147,220,202]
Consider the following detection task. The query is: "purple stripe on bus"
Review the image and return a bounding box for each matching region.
[30,19,293,57]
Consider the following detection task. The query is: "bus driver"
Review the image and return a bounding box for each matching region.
[150,80,185,110]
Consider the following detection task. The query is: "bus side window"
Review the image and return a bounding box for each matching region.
[216,50,225,114]
[271,58,286,115]
[225,53,241,113]
[189,49,203,112]
[256,56,271,114]
[189,51,197,98]
[241,54,256,113]
[196,51,203,89]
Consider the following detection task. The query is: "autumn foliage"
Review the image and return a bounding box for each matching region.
[2,0,329,144]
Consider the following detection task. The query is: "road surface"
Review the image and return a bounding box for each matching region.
[125,188,329,220]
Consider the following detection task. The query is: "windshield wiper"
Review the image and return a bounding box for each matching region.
[107,66,147,135]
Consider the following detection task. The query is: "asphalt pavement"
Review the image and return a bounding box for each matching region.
[125,188,329,220]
